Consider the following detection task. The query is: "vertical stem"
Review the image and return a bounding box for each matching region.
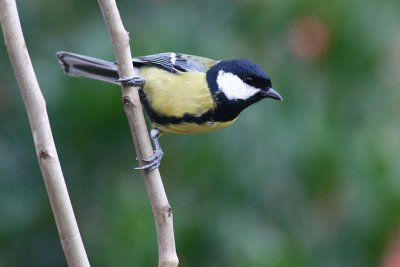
[97,1,179,266]
[0,1,90,266]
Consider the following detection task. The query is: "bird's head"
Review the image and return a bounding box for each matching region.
[206,59,283,121]
[212,59,282,102]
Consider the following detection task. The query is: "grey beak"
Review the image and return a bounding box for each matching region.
[264,87,283,101]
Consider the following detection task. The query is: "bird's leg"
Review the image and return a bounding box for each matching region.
[117,75,162,170]
[117,76,146,87]
[135,128,164,171]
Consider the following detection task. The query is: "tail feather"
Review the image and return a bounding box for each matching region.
[56,51,120,85]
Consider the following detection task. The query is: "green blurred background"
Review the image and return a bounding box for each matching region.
[1,0,400,266]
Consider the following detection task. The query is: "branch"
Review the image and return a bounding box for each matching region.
[0,1,90,266]
[96,1,179,266]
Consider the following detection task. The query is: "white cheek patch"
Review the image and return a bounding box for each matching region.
[216,70,261,100]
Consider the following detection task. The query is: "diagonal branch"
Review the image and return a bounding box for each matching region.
[0,0,90,266]
[97,1,179,266]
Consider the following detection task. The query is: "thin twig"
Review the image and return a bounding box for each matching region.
[0,1,90,266]
[96,1,179,266]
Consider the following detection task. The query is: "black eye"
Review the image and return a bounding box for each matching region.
[245,77,254,85]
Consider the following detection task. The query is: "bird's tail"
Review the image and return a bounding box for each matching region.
[56,51,120,85]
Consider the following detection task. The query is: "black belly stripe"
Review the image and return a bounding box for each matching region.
[138,89,244,126]
[139,90,214,125]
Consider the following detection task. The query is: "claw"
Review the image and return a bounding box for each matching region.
[117,76,145,87]
[135,149,164,171]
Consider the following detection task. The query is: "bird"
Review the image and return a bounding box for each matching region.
[56,51,283,170]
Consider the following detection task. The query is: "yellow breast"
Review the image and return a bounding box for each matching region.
[139,67,216,118]
[138,66,239,134]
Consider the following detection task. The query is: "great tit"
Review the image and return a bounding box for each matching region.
[56,51,283,170]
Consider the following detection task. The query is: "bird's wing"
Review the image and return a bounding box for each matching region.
[133,53,217,73]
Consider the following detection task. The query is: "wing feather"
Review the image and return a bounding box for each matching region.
[132,52,216,73]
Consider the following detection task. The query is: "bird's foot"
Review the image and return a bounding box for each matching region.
[135,149,164,171]
[117,76,146,87]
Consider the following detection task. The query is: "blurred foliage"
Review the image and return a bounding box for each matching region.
[1,0,400,266]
